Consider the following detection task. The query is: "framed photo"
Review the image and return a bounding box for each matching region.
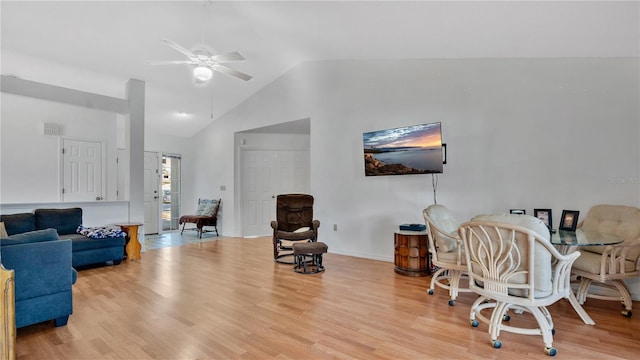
[510,209,526,215]
[560,210,580,232]
[534,208,553,230]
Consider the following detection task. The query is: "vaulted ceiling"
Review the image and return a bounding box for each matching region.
[2,1,638,138]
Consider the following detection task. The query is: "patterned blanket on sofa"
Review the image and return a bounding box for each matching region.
[77,225,126,239]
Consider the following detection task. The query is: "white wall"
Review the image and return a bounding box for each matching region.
[188,58,640,255]
[1,50,128,99]
[1,93,119,202]
[145,131,192,156]
[3,50,189,157]
[1,51,187,227]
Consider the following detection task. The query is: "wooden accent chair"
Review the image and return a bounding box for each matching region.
[423,204,471,306]
[271,194,320,264]
[459,214,580,356]
[571,204,640,317]
[179,199,220,238]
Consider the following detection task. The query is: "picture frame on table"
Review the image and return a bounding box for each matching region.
[559,210,580,232]
[534,208,553,230]
[510,209,526,215]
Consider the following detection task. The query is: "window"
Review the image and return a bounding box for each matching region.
[162,154,181,231]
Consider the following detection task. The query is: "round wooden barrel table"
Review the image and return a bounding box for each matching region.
[394,230,431,276]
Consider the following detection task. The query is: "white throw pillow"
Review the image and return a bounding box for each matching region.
[200,203,218,217]
[195,202,207,215]
[195,199,218,216]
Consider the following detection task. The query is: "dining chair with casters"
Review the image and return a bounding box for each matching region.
[571,204,640,317]
[459,214,580,356]
[423,204,471,306]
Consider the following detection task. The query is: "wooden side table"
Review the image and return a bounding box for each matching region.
[116,223,143,261]
[394,230,431,276]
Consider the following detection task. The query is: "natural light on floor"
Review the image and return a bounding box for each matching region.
[144,231,224,250]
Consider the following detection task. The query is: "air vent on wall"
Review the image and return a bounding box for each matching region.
[43,122,62,136]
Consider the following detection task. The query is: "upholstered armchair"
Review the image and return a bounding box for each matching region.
[459,214,580,356]
[571,204,640,317]
[271,194,320,263]
[423,204,471,306]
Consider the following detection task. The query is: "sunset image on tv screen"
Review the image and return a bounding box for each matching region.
[363,122,443,176]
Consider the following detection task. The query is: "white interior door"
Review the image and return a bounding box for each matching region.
[62,139,103,202]
[242,149,310,237]
[144,151,160,234]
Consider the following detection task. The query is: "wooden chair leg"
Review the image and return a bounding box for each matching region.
[180,222,186,235]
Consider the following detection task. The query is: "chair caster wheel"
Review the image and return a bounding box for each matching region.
[503,314,511,322]
[492,340,502,349]
[470,319,479,327]
[545,347,557,356]
[428,289,434,295]
[622,310,632,317]
[448,299,455,306]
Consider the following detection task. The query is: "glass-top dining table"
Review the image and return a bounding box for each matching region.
[551,229,623,247]
[550,229,624,325]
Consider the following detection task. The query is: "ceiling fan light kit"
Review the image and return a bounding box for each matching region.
[148,39,252,83]
[193,65,213,81]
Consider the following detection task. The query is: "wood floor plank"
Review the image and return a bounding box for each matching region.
[15,236,640,359]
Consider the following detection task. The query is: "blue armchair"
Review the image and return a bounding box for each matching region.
[0,228,76,328]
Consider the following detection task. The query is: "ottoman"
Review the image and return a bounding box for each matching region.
[292,241,328,274]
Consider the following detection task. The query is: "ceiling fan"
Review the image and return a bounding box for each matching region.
[148,39,252,82]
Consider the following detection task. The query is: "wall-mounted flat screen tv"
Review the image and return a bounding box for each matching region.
[363,122,443,176]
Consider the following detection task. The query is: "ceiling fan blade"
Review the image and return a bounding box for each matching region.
[147,60,194,65]
[210,51,245,63]
[161,39,195,58]
[213,64,253,81]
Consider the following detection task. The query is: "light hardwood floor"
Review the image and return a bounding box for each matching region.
[16,236,640,359]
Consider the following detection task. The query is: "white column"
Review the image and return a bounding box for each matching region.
[126,79,145,237]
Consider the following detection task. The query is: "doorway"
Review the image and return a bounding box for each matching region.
[62,139,104,202]
[241,149,309,237]
[236,118,311,238]
[162,154,181,231]
[143,151,160,234]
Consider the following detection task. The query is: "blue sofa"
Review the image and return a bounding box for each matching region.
[1,208,125,267]
[0,228,76,328]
